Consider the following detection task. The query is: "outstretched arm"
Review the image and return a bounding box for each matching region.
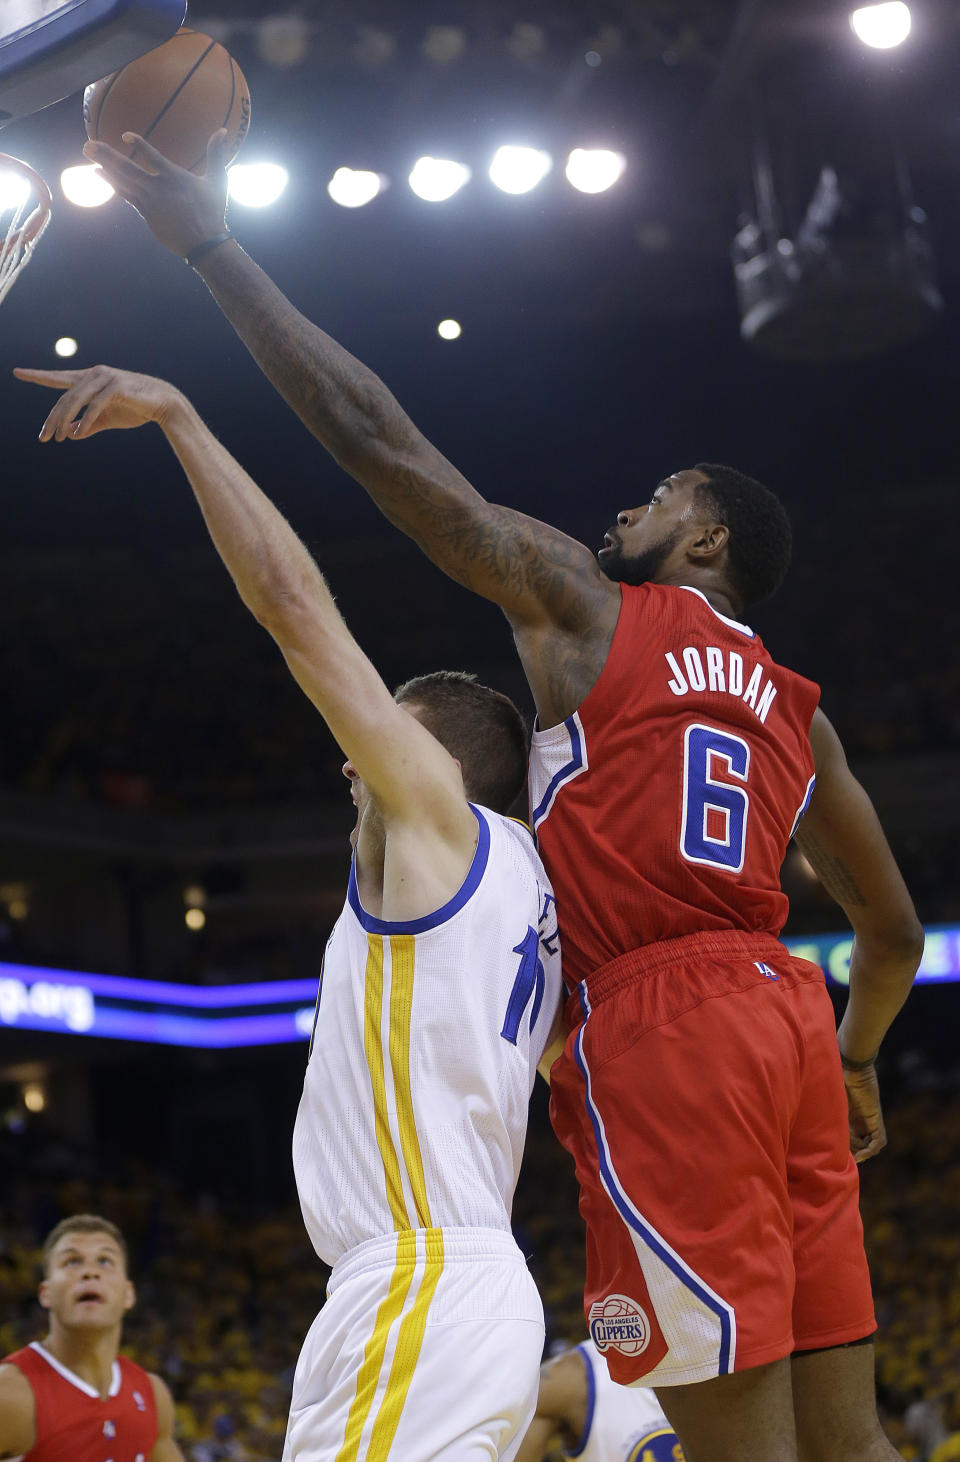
[81,134,617,656]
[15,365,478,912]
[796,708,924,1160]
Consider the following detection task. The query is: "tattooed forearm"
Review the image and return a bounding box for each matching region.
[196,245,610,627]
[794,827,868,907]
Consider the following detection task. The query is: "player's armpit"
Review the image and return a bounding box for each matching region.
[0,1365,36,1458]
[148,1374,188,1462]
[798,709,924,1062]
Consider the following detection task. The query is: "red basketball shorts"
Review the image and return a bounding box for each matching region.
[549,929,876,1388]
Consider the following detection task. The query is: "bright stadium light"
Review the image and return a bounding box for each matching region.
[227,162,289,208]
[565,149,626,195]
[408,156,471,202]
[0,169,30,212]
[488,146,552,195]
[327,168,384,208]
[850,2,911,48]
[60,165,114,208]
[55,337,78,358]
[437,319,461,339]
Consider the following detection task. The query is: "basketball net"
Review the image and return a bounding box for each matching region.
[0,153,52,306]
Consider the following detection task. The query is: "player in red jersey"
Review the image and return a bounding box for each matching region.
[0,1215,183,1462]
[66,134,924,1462]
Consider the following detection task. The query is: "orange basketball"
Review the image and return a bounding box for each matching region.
[83,28,250,175]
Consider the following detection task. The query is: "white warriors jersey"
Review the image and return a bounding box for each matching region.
[293,803,562,1266]
[566,1341,684,1462]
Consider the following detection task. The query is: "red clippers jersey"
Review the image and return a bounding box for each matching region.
[528,584,819,989]
[3,1343,158,1462]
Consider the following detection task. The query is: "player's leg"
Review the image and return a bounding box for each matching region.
[385,1231,545,1461]
[548,947,805,1396]
[791,1342,901,1461]
[654,1357,798,1462]
[785,964,882,1462]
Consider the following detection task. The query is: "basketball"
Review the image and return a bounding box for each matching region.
[82,28,250,175]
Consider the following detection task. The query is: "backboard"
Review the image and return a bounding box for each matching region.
[0,0,187,126]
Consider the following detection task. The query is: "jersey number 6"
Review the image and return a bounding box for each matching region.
[679,722,751,874]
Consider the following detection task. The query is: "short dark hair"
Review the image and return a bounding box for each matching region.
[394,671,529,814]
[42,1215,128,1275]
[694,462,793,609]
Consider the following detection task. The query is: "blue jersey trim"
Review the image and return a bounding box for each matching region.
[789,774,817,840]
[563,1344,596,1458]
[532,716,584,827]
[347,804,491,934]
[574,1024,735,1375]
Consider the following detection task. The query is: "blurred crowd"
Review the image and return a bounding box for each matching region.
[2,1081,960,1461]
[1,488,958,815]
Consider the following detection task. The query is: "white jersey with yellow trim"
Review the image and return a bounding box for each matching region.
[565,1341,685,1462]
[293,803,562,1266]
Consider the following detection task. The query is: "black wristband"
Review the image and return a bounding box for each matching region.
[839,1049,878,1071]
[185,231,234,268]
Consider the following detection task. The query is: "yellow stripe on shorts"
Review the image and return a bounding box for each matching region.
[362,934,408,1230]
[364,1228,445,1462]
[334,1233,418,1462]
[388,934,432,1229]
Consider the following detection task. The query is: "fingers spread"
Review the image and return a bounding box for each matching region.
[26,367,105,441]
[121,131,179,175]
[83,140,153,188]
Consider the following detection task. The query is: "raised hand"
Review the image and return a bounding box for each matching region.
[13,365,182,440]
[82,129,231,259]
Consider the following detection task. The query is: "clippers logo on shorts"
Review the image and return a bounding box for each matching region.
[588,1293,651,1356]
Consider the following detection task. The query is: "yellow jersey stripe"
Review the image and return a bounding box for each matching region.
[333,1233,417,1462]
[387,934,432,1229]
[363,934,408,1230]
[365,1229,445,1461]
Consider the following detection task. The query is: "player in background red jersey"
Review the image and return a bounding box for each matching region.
[58,133,924,1462]
[0,1215,184,1462]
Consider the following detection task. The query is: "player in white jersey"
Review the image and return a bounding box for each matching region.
[517,1341,685,1462]
[18,362,564,1462]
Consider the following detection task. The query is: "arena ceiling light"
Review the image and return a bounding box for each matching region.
[849,2,911,48]
[565,149,626,195]
[0,168,30,212]
[60,164,114,208]
[227,162,289,208]
[327,167,384,208]
[408,157,471,202]
[488,146,552,195]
